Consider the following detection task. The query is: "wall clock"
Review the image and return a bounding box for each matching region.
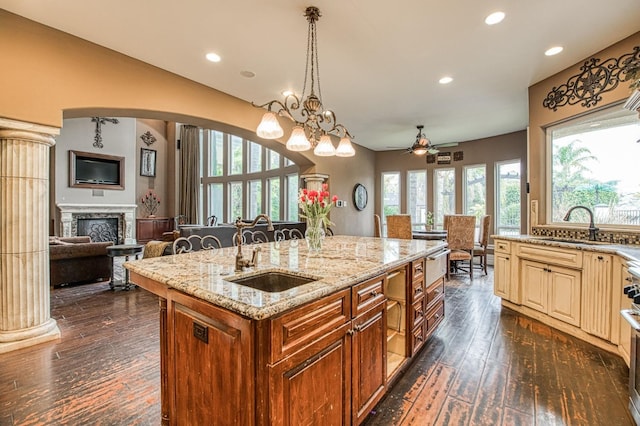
[353,183,368,211]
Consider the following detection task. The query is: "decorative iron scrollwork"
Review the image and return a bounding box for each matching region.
[542,46,640,111]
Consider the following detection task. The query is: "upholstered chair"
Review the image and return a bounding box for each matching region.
[445,215,476,279]
[386,214,413,239]
[473,215,491,275]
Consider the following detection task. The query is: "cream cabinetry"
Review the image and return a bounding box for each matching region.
[617,260,634,366]
[581,252,613,340]
[493,240,512,300]
[520,259,582,327]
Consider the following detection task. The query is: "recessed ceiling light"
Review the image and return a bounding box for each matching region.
[282,90,294,97]
[545,46,563,56]
[439,76,453,85]
[205,52,221,62]
[485,11,505,25]
[240,70,255,78]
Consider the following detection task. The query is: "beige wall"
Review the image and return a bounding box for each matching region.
[375,131,528,239]
[528,32,640,227]
[0,10,376,236]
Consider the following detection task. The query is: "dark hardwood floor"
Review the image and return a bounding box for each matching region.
[0,268,633,425]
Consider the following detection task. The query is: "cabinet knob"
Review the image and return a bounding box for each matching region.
[435,314,440,319]
[417,335,423,342]
[370,290,379,297]
[346,329,355,336]
[597,256,603,261]
[417,310,423,316]
[626,277,634,282]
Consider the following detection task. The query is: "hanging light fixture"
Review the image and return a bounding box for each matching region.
[253,6,355,157]
[407,125,439,156]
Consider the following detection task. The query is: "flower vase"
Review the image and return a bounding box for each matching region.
[305,217,325,252]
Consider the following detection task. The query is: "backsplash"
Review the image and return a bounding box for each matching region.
[531,226,640,245]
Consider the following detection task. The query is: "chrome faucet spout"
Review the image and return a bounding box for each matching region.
[563,205,599,241]
[234,214,273,271]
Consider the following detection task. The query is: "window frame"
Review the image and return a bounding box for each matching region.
[494,159,521,236]
[433,168,455,230]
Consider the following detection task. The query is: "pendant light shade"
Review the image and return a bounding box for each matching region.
[335,137,356,157]
[256,111,284,139]
[286,126,311,151]
[313,134,336,156]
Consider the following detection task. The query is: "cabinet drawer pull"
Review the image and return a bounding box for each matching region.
[627,277,634,282]
[415,287,423,294]
[347,329,355,336]
[417,310,423,316]
[597,256,604,261]
[370,290,379,297]
[434,314,440,319]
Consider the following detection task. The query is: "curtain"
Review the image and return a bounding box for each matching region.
[179,125,200,224]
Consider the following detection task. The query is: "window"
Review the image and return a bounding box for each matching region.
[267,177,280,219]
[434,168,455,229]
[548,106,640,227]
[464,164,487,237]
[208,183,223,223]
[407,170,427,230]
[200,130,299,222]
[229,136,243,175]
[496,160,521,235]
[248,180,262,218]
[229,181,243,220]
[248,141,262,173]
[381,172,401,235]
[287,174,299,221]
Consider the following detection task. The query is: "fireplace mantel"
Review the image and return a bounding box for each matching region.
[57,203,137,244]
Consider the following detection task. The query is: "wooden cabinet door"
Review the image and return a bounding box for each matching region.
[352,301,386,425]
[494,253,511,300]
[581,253,613,339]
[547,265,582,327]
[169,292,254,426]
[269,322,351,426]
[521,259,548,313]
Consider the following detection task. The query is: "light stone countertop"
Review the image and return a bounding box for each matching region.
[124,235,448,320]
[492,234,640,263]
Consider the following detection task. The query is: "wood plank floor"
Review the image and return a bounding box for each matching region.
[0,268,633,425]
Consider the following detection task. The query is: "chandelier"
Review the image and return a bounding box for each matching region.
[253,6,355,157]
[408,125,438,156]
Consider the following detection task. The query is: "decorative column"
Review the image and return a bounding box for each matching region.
[301,173,329,193]
[0,118,60,353]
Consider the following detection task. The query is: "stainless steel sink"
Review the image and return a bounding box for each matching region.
[227,272,317,292]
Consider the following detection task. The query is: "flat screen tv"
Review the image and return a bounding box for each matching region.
[69,150,125,190]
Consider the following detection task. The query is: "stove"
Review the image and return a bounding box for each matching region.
[621,262,640,425]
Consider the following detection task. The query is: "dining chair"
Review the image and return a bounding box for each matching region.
[386,214,413,239]
[174,214,188,230]
[473,215,491,275]
[206,215,218,226]
[445,214,476,280]
[374,214,382,237]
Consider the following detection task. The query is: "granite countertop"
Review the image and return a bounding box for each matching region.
[492,234,640,263]
[124,235,448,320]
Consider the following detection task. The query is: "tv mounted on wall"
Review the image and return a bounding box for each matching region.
[69,150,125,190]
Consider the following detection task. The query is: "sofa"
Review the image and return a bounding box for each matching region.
[49,236,113,288]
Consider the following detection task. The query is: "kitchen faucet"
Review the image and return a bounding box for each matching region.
[234,214,274,271]
[563,206,599,241]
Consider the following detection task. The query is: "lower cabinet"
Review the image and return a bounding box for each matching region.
[581,252,613,340]
[521,259,581,327]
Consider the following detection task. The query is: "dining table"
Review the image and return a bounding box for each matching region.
[412,230,448,240]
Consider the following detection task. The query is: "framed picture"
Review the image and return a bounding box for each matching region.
[140,148,156,177]
[353,183,368,211]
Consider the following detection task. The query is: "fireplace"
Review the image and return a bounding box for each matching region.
[57,203,138,244]
[77,217,119,243]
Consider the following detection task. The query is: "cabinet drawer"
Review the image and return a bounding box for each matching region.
[412,259,425,281]
[516,243,582,269]
[425,249,448,282]
[410,276,425,303]
[411,322,425,355]
[410,298,425,329]
[352,274,386,317]
[270,289,350,362]
[426,300,445,333]
[494,239,511,254]
[426,277,445,308]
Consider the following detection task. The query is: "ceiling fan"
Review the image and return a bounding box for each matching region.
[406,125,439,155]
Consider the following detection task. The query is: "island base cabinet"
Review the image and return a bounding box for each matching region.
[268,322,352,426]
[352,301,387,425]
[166,290,255,426]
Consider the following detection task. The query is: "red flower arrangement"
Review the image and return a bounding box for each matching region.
[141,190,160,217]
[299,184,338,228]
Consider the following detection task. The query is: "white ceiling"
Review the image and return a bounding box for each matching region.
[2,0,639,151]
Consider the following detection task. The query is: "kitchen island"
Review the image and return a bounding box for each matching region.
[125,235,449,425]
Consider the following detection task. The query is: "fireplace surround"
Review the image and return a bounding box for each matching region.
[57,203,137,244]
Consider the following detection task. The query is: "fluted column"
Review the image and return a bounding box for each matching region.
[0,118,60,353]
